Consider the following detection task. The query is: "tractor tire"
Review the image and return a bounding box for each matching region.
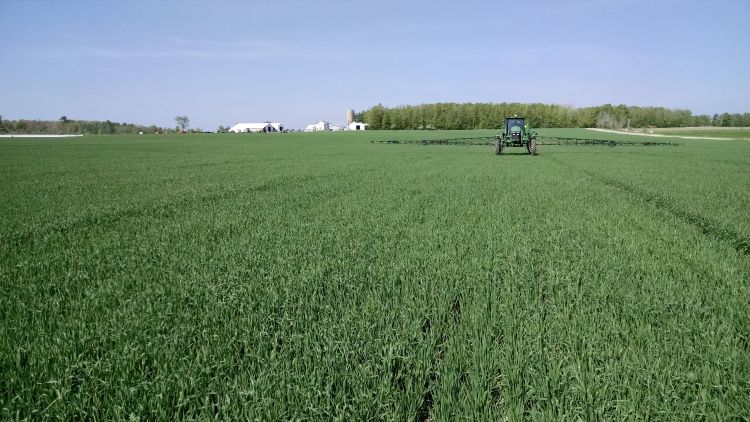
[494,137,502,155]
[529,137,537,156]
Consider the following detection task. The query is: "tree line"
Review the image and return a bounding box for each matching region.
[356,103,750,130]
[0,115,169,135]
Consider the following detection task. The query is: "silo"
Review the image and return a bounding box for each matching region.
[346,108,354,124]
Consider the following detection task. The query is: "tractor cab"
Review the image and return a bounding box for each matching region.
[505,117,525,143]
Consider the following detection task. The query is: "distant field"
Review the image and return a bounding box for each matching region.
[1,130,749,419]
[651,127,750,140]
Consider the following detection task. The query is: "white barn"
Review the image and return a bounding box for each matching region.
[304,121,330,132]
[229,122,284,133]
[348,121,368,131]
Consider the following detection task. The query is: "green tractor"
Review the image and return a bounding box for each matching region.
[494,116,538,156]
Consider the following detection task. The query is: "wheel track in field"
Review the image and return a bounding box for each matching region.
[547,156,750,256]
[1,168,376,255]
[415,294,463,422]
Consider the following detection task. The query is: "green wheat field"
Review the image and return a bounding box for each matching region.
[1,130,749,419]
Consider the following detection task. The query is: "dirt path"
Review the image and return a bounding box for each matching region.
[0,134,84,138]
[588,128,736,141]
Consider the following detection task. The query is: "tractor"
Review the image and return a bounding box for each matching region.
[494,116,537,156]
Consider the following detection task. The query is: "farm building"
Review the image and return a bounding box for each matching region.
[304,121,329,132]
[348,122,368,131]
[228,122,284,133]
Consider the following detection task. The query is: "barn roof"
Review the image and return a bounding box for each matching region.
[230,123,272,130]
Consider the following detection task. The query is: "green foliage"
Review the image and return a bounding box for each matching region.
[352,110,366,122]
[360,103,748,129]
[175,115,190,132]
[714,112,750,127]
[0,118,166,134]
[1,131,749,419]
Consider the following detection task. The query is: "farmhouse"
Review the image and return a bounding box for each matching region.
[228,122,284,133]
[348,121,368,131]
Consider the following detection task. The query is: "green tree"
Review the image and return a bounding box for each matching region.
[364,105,386,129]
[175,115,190,132]
[103,120,115,134]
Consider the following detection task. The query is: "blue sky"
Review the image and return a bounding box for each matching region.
[1,0,748,130]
